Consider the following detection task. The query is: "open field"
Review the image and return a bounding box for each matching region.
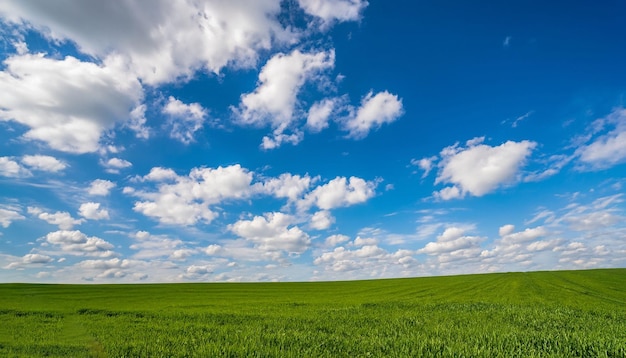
[1,269,625,357]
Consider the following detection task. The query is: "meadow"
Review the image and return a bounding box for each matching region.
[0,269,625,357]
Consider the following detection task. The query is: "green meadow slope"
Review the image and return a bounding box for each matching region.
[1,269,625,357]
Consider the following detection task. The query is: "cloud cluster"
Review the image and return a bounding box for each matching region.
[416,137,536,200]
[0,0,399,154]
[78,202,109,221]
[42,230,115,257]
[299,176,377,210]
[0,207,24,228]
[4,253,53,269]
[0,0,294,85]
[21,155,67,172]
[162,97,208,144]
[87,179,116,196]
[575,107,626,170]
[0,54,145,153]
[0,157,31,178]
[28,207,84,230]
[229,212,310,254]
[128,164,378,227]
[297,0,368,26]
[314,236,417,277]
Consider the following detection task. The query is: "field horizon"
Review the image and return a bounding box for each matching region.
[1,268,625,357]
[1,266,624,285]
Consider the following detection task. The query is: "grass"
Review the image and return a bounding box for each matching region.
[0,269,625,357]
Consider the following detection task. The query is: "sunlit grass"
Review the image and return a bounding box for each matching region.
[1,269,625,357]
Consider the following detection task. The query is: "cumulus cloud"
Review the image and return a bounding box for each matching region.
[78,202,109,220]
[325,234,350,247]
[130,165,363,226]
[73,258,143,280]
[162,96,208,144]
[299,176,377,210]
[259,173,314,202]
[234,49,335,148]
[101,158,132,174]
[141,167,179,182]
[229,212,310,254]
[0,54,145,153]
[0,157,31,177]
[43,230,115,257]
[306,97,341,133]
[479,225,556,270]
[418,227,483,255]
[314,237,416,277]
[310,210,335,230]
[21,155,67,172]
[0,0,295,85]
[28,207,84,230]
[4,253,53,269]
[575,107,626,170]
[130,165,254,225]
[87,179,116,196]
[342,91,403,139]
[129,231,186,260]
[0,207,25,228]
[297,0,368,25]
[434,138,536,199]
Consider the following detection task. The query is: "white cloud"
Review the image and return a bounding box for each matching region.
[101,158,132,174]
[351,236,378,246]
[0,54,144,153]
[0,0,295,85]
[498,224,515,237]
[306,97,340,133]
[0,207,25,228]
[418,227,483,255]
[259,173,314,202]
[162,96,207,144]
[479,225,553,269]
[78,202,109,220]
[434,138,536,199]
[299,176,377,210]
[0,157,31,177]
[500,226,548,244]
[325,234,350,247]
[21,155,67,172]
[575,108,626,170]
[88,179,116,196]
[43,230,115,257]
[142,167,179,182]
[261,130,304,150]
[76,258,132,271]
[129,231,185,260]
[411,156,438,178]
[28,207,84,230]
[131,165,254,225]
[297,0,368,25]
[310,210,335,230]
[314,237,417,278]
[342,91,403,139]
[234,49,335,148]
[229,212,310,254]
[4,253,53,269]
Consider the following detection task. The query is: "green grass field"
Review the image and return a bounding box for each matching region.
[1,269,625,357]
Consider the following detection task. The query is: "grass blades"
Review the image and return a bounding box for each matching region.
[1,269,625,357]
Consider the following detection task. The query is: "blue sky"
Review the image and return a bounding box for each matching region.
[1,0,625,282]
